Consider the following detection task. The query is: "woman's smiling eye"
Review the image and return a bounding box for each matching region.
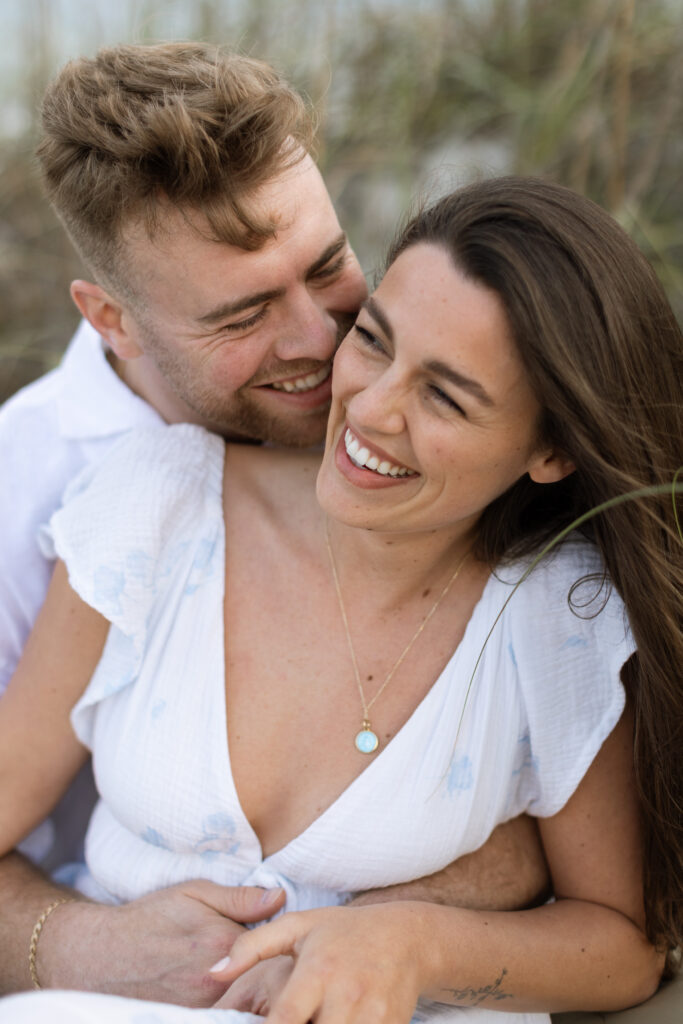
[354,323,385,353]
[428,383,464,414]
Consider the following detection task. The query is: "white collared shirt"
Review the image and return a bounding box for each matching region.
[0,320,162,694]
[0,321,161,863]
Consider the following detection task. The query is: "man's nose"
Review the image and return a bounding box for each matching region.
[271,289,338,364]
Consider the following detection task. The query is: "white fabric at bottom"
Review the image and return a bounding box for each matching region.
[0,991,259,1024]
[0,990,547,1024]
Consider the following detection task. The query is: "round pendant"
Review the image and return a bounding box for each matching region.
[355,728,379,754]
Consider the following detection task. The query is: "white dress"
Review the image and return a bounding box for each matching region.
[3,425,633,1024]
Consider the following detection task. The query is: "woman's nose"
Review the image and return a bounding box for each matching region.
[349,372,407,437]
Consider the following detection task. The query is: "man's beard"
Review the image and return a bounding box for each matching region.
[196,384,330,448]
[142,312,355,447]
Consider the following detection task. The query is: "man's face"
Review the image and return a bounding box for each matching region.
[119,156,368,446]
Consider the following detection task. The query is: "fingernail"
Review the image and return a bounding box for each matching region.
[260,886,285,906]
[209,955,231,973]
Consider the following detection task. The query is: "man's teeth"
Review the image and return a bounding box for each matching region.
[344,429,415,477]
[270,365,331,393]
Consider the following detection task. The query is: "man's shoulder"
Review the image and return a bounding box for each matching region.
[0,366,86,521]
[0,320,160,459]
[0,365,64,445]
[0,321,87,439]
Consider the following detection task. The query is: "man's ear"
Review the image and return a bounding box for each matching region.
[527,447,576,485]
[70,280,143,360]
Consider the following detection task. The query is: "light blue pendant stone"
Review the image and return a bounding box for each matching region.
[355,728,379,754]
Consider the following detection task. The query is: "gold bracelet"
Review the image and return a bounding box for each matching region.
[28,897,75,990]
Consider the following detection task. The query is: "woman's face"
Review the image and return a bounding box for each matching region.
[316,242,571,536]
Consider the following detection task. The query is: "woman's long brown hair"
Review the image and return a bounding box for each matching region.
[388,177,683,964]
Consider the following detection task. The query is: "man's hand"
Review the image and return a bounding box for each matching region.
[0,849,286,1007]
[37,879,285,1006]
[350,816,550,912]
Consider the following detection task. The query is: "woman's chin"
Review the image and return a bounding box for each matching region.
[316,425,427,535]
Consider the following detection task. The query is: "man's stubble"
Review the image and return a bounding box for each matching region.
[138,311,356,447]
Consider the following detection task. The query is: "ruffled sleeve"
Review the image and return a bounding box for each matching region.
[503,541,634,818]
[39,424,225,747]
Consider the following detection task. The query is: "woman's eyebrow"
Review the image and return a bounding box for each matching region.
[363,295,494,407]
[362,296,394,340]
[424,359,494,406]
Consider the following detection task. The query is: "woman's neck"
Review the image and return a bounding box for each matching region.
[323,516,479,615]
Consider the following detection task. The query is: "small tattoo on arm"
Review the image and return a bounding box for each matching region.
[440,967,513,1006]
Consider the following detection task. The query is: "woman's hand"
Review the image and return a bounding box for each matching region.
[210,903,430,1024]
[213,955,294,1014]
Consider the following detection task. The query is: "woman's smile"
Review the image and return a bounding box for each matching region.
[333,423,419,490]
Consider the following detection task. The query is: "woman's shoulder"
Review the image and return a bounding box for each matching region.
[491,538,632,818]
[492,535,633,696]
[495,535,622,627]
[40,424,225,624]
[62,422,223,533]
[497,534,604,586]
[95,422,224,495]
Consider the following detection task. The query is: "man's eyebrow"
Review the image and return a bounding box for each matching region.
[424,359,494,407]
[196,288,285,326]
[195,233,348,326]
[305,233,348,278]
[363,296,494,407]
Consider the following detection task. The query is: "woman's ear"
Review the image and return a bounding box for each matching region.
[527,447,576,484]
[70,280,143,361]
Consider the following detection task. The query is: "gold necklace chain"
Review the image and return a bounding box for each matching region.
[325,519,470,754]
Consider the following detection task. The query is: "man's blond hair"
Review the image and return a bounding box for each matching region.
[37,42,314,299]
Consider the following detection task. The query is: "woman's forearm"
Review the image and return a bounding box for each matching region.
[417,899,663,1013]
[215,898,664,1021]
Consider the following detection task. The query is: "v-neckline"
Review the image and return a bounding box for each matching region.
[214,443,498,863]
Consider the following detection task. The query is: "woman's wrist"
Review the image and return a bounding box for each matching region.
[400,901,518,1009]
[371,900,466,1000]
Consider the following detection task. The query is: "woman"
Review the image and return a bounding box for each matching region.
[1,177,681,1024]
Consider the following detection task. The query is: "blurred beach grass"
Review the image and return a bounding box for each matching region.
[0,0,681,402]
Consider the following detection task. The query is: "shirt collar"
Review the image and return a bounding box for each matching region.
[57,320,163,439]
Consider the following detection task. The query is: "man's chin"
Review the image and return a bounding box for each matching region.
[203,402,329,448]
[258,411,329,449]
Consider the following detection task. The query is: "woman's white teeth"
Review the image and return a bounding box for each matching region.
[271,365,330,392]
[344,429,414,477]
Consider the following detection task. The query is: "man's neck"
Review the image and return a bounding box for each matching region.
[105,349,259,444]
[105,349,199,426]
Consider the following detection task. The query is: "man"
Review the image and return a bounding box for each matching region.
[0,42,547,1008]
